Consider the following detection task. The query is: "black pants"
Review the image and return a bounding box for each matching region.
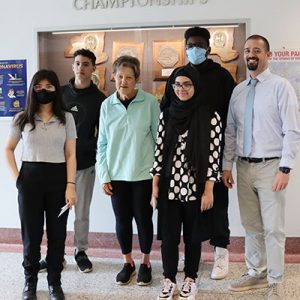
[161,200,201,282]
[17,162,68,285]
[110,180,153,255]
[210,182,230,248]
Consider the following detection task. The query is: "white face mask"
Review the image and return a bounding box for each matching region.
[186,47,207,65]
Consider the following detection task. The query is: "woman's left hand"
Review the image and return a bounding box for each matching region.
[200,191,214,212]
[200,180,214,212]
[65,184,77,208]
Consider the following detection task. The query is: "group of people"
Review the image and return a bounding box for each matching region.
[4,26,300,300]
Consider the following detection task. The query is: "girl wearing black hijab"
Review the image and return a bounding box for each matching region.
[151,66,223,300]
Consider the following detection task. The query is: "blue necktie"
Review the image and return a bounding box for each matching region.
[243,78,258,157]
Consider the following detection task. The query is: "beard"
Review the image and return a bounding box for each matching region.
[247,57,259,71]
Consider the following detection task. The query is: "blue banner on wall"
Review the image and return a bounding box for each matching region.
[0,59,27,117]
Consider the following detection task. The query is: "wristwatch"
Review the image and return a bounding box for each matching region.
[279,167,291,174]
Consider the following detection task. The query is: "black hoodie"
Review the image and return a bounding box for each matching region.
[62,79,106,170]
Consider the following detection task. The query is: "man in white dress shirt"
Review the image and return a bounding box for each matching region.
[222,34,300,300]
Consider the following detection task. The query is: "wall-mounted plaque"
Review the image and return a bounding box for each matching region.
[91,65,107,94]
[111,41,144,80]
[153,40,185,81]
[221,63,238,82]
[152,82,166,102]
[64,32,108,64]
[209,27,239,63]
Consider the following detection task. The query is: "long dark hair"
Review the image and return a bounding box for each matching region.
[15,69,66,131]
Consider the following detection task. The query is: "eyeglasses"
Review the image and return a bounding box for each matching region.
[172,82,194,91]
[33,85,56,92]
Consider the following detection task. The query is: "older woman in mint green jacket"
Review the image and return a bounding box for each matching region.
[97,55,160,286]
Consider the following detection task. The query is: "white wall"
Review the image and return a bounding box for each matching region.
[1,0,300,236]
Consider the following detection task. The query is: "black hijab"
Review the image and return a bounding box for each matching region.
[163,66,212,184]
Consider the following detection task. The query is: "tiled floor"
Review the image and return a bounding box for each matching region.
[1,252,300,300]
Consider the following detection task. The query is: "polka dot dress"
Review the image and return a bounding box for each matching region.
[150,111,222,202]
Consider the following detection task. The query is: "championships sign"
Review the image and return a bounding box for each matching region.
[73,0,208,9]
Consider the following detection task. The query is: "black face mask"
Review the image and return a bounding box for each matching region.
[35,89,56,104]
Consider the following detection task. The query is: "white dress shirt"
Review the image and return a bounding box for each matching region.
[223,68,300,169]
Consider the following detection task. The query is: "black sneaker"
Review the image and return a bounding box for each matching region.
[137,263,152,286]
[74,251,93,273]
[48,285,65,300]
[22,280,37,300]
[39,258,67,273]
[116,262,136,285]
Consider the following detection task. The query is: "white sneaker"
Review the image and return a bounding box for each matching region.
[267,283,284,300]
[179,277,197,300]
[157,278,179,300]
[229,273,268,292]
[211,247,229,280]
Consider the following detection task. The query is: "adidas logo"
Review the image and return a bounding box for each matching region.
[71,106,78,112]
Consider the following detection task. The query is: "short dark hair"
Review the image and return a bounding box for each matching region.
[184,27,210,46]
[112,55,140,79]
[246,34,270,51]
[73,48,96,65]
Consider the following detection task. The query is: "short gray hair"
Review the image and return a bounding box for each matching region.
[112,55,140,79]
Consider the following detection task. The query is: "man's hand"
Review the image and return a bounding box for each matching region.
[222,170,235,189]
[272,172,289,192]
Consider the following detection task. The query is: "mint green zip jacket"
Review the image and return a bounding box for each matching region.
[97,89,160,184]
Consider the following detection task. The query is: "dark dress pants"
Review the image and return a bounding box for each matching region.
[210,182,230,248]
[17,162,68,285]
